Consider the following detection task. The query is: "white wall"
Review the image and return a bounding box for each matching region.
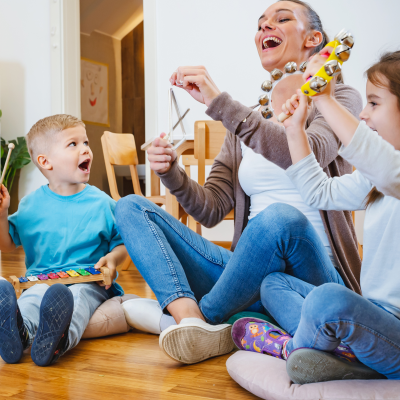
[0,0,52,198]
[0,0,80,201]
[145,0,400,242]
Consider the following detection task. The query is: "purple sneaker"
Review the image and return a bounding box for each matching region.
[231,317,292,359]
[332,343,358,363]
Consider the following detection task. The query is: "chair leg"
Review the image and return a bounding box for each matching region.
[188,215,197,232]
[181,214,188,226]
[121,255,132,271]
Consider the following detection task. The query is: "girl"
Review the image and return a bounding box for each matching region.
[232,50,400,383]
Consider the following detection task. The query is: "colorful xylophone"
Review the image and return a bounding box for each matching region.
[10,267,111,294]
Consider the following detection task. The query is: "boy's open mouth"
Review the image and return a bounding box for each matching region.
[79,159,90,173]
[263,36,283,50]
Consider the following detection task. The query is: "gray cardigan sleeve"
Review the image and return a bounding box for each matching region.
[339,121,400,199]
[286,153,371,211]
[206,84,363,170]
[156,133,235,228]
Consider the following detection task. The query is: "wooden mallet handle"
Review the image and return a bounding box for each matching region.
[0,143,15,187]
[277,97,312,123]
[277,112,291,123]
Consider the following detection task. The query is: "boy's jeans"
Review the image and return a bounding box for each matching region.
[18,283,110,351]
[262,274,400,379]
[116,196,343,324]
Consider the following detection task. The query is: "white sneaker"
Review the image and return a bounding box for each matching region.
[122,298,163,334]
[159,318,234,364]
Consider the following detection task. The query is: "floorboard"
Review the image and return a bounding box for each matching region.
[0,248,258,400]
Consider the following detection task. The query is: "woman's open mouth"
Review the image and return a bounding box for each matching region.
[262,36,283,50]
[79,159,90,173]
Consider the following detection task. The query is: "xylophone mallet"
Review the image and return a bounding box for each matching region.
[0,143,15,187]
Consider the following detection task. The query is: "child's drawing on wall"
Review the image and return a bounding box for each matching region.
[81,58,109,126]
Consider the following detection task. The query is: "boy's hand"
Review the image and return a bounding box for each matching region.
[282,90,309,132]
[94,255,117,290]
[0,185,11,217]
[303,46,336,101]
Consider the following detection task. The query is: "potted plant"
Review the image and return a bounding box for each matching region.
[0,109,31,214]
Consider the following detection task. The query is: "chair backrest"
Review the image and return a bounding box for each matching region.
[101,131,143,201]
[193,121,233,220]
[194,121,226,186]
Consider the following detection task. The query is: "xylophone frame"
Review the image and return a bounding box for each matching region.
[10,267,112,295]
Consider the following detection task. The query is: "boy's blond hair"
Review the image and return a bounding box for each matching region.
[26,114,85,167]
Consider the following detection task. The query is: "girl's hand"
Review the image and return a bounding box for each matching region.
[283,90,309,132]
[0,185,11,217]
[303,47,336,101]
[94,256,117,290]
[148,133,177,174]
[169,66,221,107]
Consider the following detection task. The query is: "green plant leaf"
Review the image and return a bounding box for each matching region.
[0,136,31,174]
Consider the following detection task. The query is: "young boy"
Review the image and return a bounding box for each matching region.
[0,114,127,367]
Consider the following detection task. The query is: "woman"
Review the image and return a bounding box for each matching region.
[116,0,362,364]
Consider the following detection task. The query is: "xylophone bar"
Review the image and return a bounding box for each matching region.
[10,267,111,295]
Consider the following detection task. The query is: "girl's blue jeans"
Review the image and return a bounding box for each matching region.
[115,196,343,324]
[263,273,400,379]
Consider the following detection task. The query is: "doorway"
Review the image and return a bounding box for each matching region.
[80,0,145,196]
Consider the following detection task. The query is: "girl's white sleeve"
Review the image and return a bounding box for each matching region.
[286,153,372,211]
[339,121,400,199]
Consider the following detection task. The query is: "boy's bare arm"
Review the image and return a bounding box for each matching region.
[94,245,128,290]
[105,245,128,267]
[0,185,16,252]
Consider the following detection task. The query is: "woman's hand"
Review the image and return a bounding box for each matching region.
[303,47,337,101]
[282,90,309,132]
[148,133,177,174]
[169,66,221,107]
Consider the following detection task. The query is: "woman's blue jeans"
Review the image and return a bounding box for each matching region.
[262,275,400,379]
[115,196,343,324]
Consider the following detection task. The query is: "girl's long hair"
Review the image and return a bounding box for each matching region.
[363,51,400,207]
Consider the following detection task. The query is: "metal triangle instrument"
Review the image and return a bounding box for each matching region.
[141,88,190,151]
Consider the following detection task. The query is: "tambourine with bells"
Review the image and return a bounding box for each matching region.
[257,29,354,123]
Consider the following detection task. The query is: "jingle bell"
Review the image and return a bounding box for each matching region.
[335,29,354,49]
[335,45,351,62]
[309,76,328,93]
[324,60,342,77]
[261,107,274,119]
[271,69,283,81]
[258,94,270,106]
[299,61,308,73]
[284,62,297,74]
[261,80,273,92]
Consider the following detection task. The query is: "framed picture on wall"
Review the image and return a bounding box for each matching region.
[81,58,109,127]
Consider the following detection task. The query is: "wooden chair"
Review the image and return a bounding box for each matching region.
[181,121,233,250]
[101,131,166,270]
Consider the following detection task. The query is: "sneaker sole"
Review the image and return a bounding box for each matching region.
[0,281,23,364]
[159,323,234,364]
[31,284,74,367]
[286,348,386,384]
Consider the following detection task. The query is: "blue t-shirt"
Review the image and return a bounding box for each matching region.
[8,184,124,296]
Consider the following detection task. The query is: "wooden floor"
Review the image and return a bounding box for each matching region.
[0,248,258,400]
